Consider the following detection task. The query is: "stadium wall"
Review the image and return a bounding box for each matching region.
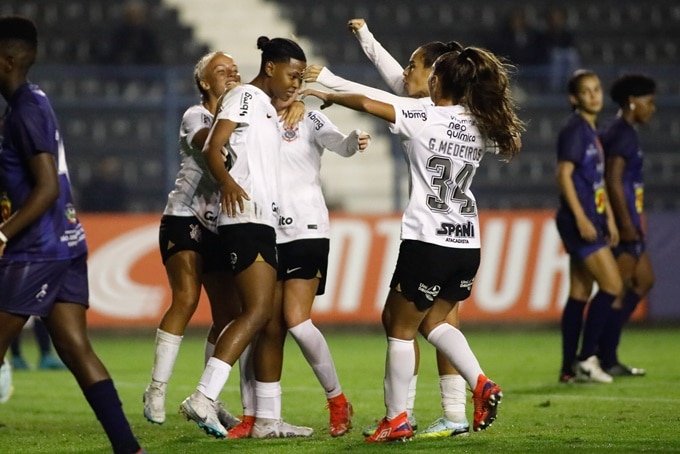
[79,211,678,327]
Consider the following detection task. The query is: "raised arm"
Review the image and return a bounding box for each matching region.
[348,18,406,95]
[302,88,396,124]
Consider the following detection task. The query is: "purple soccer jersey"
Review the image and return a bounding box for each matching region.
[556,113,608,233]
[0,83,87,261]
[599,116,644,231]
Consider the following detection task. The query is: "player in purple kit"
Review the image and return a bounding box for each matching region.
[0,16,143,453]
[597,74,656,377]
[556,69,623,384]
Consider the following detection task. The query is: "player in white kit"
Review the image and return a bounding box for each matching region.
[303,46,524,442]
[304,19,475,437]
[232,93,371,438]
[142,51,243,428]
[179,36,309,439]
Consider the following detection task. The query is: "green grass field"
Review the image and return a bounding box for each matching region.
[2,325,679,453]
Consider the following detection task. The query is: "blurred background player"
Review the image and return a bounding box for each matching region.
[10,316,66,370]
[597,73,657,376]
[0,16,144,453]
[142,51,243,428]
[178,36,310,439]
[556,69,623,384]
[302,45,523,441]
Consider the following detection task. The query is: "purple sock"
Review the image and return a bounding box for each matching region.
[561,297,586,374]
[578,291,616,361]
[83,379,141,454]
[598,290,642,368]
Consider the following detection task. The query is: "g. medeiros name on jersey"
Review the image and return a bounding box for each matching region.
[390,104,489,249]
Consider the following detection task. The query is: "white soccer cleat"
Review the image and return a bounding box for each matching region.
[416,416,470,438]
[179,391,227,438]
[576,355,613,383]
[251,418,314,438]
[143,382,166,424]
[213,399,241,430]
[0,358,14,404]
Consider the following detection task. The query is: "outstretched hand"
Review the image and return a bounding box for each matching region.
[301,88,333,110]
[347,18,366,33]
[302,65,324,83]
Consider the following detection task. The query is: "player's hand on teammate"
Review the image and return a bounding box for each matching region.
[281,93,306,129]
[347,18,366,33]
[220,172,250,217]
[302,65,323,84]
[300,88,333,110]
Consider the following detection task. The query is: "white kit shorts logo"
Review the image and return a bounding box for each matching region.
[418,283,441,301]
[230,252,238,268]
[459,278,475,291]
[189,224,201,242]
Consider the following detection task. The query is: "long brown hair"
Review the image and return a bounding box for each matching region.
[433,47,524,160]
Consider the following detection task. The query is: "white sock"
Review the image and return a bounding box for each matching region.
[426,323,483,388]
[289,319,342,399]
[197,357,232,401]
[254,381,281,420]
[385,337,415,420]
[204,341,215,366]
[440,374,468,423]
[151,329,182,384]
[239,341,256,416]
[407,374,418,421]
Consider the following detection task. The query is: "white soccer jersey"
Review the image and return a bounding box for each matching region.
[276,110,362,243]
[163,104,221,232]
[390,103,491,249]
[215,84,281,228]
[354,23,407,96]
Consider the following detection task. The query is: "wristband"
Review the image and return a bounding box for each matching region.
[0,230,7,244]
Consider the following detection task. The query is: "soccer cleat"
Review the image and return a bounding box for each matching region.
[251,418,314,438]
[575,356,613,383]
[327,394,353,437]
[363,413,417,437]
[11,355,30,370]
[0,359,14,404]
[603,362,646,377]
[214,400,241,430]
[38,353,66,370]
[472,374,502,432]
[416,416,470,438]
[365,411,413,442]
[227,415,255,439]
[143,382,166,424]
[559,372,576,383]
[179,391,227,438]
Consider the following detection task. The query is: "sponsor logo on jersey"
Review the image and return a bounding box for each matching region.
[204,210,217,223]
[418,283,441,301]
[401,109,427,121]
[279,215,293,226]
[436,221,475,242]
[0,193,11,221]
[239,92,252,116]
[308,112,325,130]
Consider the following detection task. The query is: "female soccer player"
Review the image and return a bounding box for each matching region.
[0,16,143,453]
[556,69,623,384]
[142,51,243,428]
[597,74,656,377]
[304,18,475,437]
[303,46,524,442]
[178,36,309,439]
[229,94,370,439]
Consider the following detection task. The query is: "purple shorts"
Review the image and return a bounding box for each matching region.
[555,211,608,261]
[0,253,89,317]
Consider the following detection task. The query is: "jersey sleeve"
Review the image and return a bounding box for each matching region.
[557,121,584,163]
[307,110,359,157]
[316,67,409,106]
[182,106,212,147]
[216,86,251,126]
[354,24,407,96]
[389,103,428,139]
[10,101,56,159]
